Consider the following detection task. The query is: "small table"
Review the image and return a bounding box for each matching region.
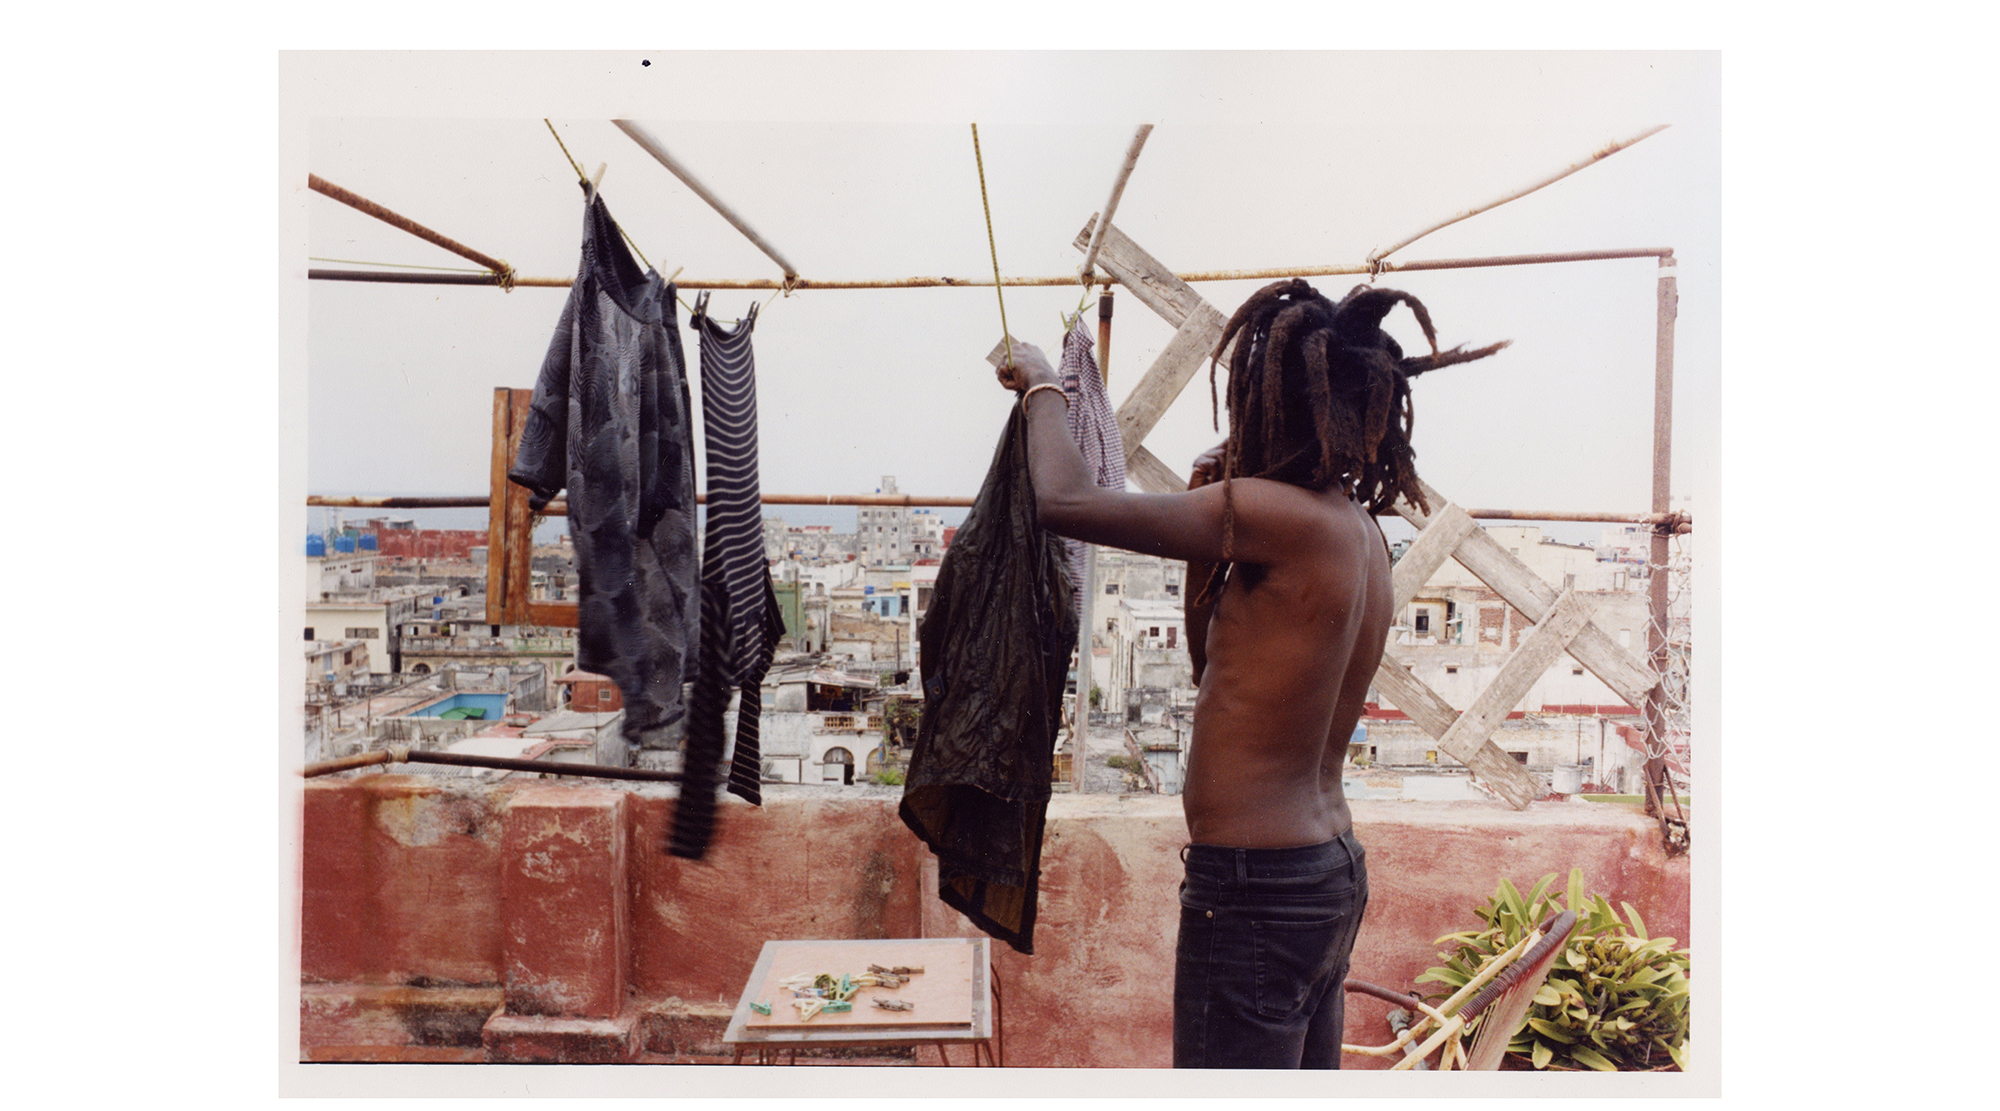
[722,937,1002,1066]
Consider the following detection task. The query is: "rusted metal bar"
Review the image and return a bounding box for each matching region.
[306,176,514,282]
[307,248,1674,292]
[1079,125,1154,283]
[311,493,977,512]
[300,750,397,776]
[307,492,1686,529]
[307,495,494,509]
[1097,284,1113,387]
[1643,253,1681,839]
[1457,508,1693,532]
[302,746,685,783]
[612,119,799,278]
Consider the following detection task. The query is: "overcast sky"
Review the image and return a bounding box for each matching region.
[287,52,1718,546]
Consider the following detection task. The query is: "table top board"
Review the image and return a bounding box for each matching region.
[725,938,992,1046]
[743,938,976,1030]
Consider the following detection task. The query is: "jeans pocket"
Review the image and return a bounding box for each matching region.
[1250,915,1343,1021]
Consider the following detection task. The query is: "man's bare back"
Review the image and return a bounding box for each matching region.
[1182,479,1391,849]
[991,343,1393,849]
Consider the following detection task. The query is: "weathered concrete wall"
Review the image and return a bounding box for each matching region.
[297,778,1689,1067]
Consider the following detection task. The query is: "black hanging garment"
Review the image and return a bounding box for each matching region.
[508,190,701,758]
[668,294,787,859]
[899,404,1079,954]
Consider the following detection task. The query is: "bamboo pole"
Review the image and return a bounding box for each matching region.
[611,119,800,279]
[1079,125,1154,283]
[307,247,1672,292]
[1366,125,1670,264]
[306,175,514,282]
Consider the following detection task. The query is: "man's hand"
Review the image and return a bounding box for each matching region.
[991,338,1059,394]
[1187,441,1228,489]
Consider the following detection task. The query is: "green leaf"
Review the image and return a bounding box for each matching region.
[1571,1047,1618,1071]
[1532,984,1562,1007]
[1621,901,1649,941]
[1524,872,1558,915]
[1532,1039,1554,1070]
[1526,1018,1577,1044]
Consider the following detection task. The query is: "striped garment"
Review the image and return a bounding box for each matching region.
[1058,314,1126,610]
[668,294,786,860]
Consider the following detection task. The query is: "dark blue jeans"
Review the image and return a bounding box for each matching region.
[1173,831,1368,1069]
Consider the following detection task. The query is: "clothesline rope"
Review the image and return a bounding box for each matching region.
[546,118,656,272]
[970,124,1014,374]
[544,118,586,183]
[546,119,784,326]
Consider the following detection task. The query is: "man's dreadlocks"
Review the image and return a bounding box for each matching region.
[1205,277,1508,562]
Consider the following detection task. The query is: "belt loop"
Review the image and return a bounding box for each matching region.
[1233,847,1249,884]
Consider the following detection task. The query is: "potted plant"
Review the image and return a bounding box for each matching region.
[1419,868,1689,1071]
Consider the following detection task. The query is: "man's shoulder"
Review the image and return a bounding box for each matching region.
[1227,478,1382,567]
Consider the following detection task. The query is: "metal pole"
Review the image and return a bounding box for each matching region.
[306,176,514,282]
[1074,287,1115,790]
[1075,547,1093,792]
[305,493,1687,529]
[305,247,1674,292]
[1097,285,1114,388]
[302,746,686,783]
[1643,253,1679,816]
[611,119,800,279]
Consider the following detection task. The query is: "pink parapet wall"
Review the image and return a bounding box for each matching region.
[297,778,1689,1067]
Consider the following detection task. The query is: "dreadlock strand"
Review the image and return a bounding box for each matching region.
[1358,353,1397,462]
[1300,329,1339,480]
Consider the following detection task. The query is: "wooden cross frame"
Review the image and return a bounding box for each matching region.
[1071,217,1660,809]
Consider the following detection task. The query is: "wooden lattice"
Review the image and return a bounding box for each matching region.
[1077,218,1659,809]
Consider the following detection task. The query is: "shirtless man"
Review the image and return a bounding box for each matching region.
[994,278,1501,1068]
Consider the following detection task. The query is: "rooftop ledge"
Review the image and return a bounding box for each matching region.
[296,777,1689,1069]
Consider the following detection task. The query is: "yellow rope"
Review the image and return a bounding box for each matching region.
[619,225,652,272]
[547,119,650,271]
[970,124,1014,372]
[544,119,586,183]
